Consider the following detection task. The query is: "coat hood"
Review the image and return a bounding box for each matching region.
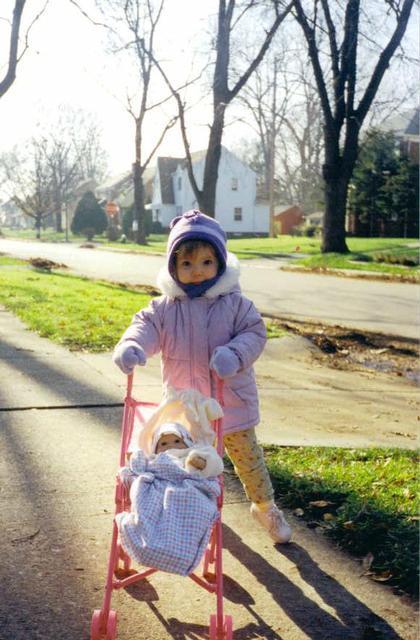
[157,251,241,299]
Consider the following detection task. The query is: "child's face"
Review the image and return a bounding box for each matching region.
[156,432,188,454]
[175,245,218,285]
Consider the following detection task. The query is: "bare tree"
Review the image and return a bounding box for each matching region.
[238,53,289,236]
[1,144,53,238]
[151,0,293,217]
[71,0,178,244]
[277,57,324,213]
[0,1,48,98]
[40,108,108,232]
[292,0,415,253]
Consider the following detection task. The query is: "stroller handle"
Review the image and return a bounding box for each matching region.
[125,372,224,405]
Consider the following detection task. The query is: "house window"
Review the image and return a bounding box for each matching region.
[153,209,160,222]
[231,177,238,191]
[234,207,242,221]
[177,177,182,190]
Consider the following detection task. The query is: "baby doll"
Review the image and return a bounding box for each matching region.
[119,421,224,488]
[116,422,223,575]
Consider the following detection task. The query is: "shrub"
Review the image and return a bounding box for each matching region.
[106,224,121,242]
[373,252,419,267]
[71,191,107,240]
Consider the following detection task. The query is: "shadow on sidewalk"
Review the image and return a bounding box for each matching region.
[0,333,123,411]
[223,523,403,640]
[0,342,125,639]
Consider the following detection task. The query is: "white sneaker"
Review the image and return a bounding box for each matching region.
[251,503,292,543]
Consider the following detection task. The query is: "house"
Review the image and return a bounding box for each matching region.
[150,147,269,235]
[304,211,324,228]
[0,198,30,229]
[378,107,419,164]
[273,204,304,234]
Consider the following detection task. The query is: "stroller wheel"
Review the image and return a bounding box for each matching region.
[209,614,233,639]
[90,610,103,640]
[106,610,117,640]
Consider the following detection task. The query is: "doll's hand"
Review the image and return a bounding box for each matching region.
[187,453,207,470]
[118,466,134,489]
[210,346,240,379]
[113,343,146,374]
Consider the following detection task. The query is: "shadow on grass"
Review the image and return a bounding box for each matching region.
[265,449,418,599]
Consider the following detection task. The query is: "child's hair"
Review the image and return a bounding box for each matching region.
[175,239,218,260]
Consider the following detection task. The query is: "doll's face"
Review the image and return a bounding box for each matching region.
[156,432,188,453]
[175,244,218,284]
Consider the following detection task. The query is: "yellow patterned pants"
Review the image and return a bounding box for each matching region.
[223,427,274,504]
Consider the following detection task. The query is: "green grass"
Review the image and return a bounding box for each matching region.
[263,445,419,597]
[299,252,419,279]
[0,257,287,347]
[0,258,152,351]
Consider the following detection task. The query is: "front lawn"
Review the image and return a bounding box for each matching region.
[0,258,152,351]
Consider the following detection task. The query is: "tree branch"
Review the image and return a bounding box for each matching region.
[228,1,294,101]
[0,0,26,98]
[356,0,415,124]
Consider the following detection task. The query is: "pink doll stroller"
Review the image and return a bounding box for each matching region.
[90,374,233,640]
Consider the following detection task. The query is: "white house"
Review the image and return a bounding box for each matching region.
[151,147,269,235]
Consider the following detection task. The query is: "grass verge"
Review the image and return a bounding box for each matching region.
[0,257,287,347]
[263,445,419,598]
[0,258,153,351]
[299,252,419,280]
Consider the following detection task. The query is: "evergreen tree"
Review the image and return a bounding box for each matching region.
[349,130,418,237]
[71,191,107,240]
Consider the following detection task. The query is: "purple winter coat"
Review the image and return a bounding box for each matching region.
[116,253,266,434]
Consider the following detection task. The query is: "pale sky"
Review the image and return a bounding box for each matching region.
[0,0,418,183]
[0,0,228,177]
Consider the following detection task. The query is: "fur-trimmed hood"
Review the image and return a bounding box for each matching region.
[156,251,241,299]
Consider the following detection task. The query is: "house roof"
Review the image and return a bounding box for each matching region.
[274,204,303,219]
[96,166,155,205]
[158,156,183,204]
[379,108,419,138]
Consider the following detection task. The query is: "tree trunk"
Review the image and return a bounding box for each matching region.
[322,162,349,253]
[35,215,41,240]
[132,161,147,245]
[55,208,63,233]
[199,103,226,216]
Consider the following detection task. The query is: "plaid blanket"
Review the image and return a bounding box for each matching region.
[116,449,221,576]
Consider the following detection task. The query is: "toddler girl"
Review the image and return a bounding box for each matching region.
[113,210,291,543]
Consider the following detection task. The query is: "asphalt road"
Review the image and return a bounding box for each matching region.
[1,238,418,339]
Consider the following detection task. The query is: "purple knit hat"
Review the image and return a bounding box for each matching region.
[167,210,227,277]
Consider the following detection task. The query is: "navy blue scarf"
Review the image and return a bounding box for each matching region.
[175,264,226,299]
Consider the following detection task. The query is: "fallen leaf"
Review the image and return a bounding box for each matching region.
[371,570,393,582]
[323,513,335,522]
[309,500,333,508]
[294,508,304,517]
[362,552,374,572]
[343,520,355,529]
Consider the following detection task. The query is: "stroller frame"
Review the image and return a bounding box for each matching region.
[90,374,233,639]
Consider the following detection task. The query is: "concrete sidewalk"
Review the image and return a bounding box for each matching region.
[0,308,417,639]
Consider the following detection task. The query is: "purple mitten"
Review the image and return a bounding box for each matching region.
[113,342,146,374]
[210,346,240,379]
